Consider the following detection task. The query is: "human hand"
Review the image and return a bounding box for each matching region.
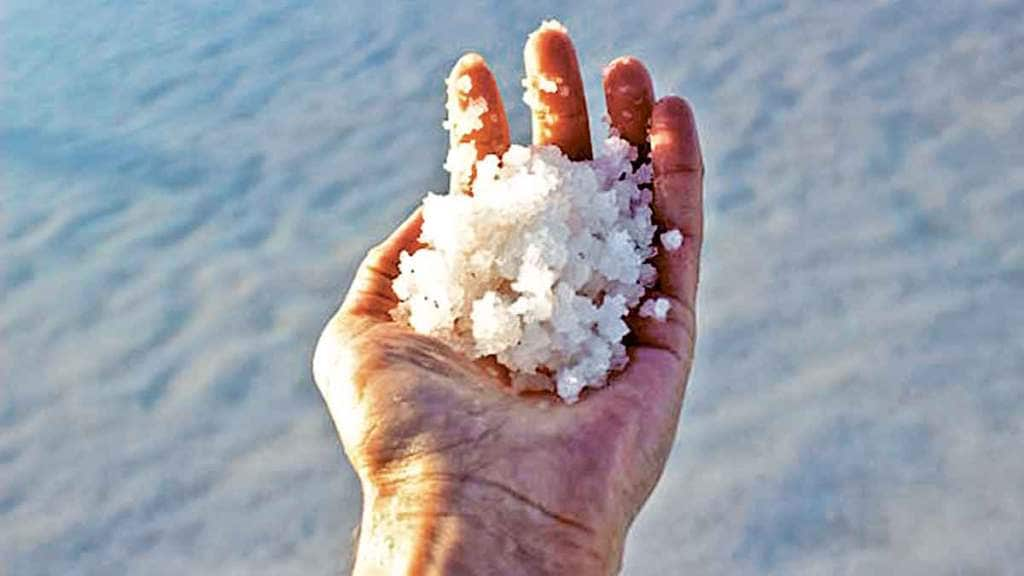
[313,23,703,576]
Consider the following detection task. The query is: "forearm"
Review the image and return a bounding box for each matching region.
[352,476,624,576]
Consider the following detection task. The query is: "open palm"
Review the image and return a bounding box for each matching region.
[313,24,703,575]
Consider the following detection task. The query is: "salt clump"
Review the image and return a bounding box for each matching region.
[392,53,660,403]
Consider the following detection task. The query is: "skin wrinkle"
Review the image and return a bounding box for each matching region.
[651,150,705,176]
[631,340,686,365]
[356,328,468,380]
[652,178,703,227]
[425,471,598,536]
[427,509,537,573]
[378,346,461,382]
[444,490,610,575]
[626,295,697,358]
[376,427,500,471]
[354,359,509,486]
[363,264,401,289]
[628,292,694,329]
[531,105,588,124]
[365,471,611,575]
[349,284,394,305]
[343,295,395,323]
[364,249,400,275]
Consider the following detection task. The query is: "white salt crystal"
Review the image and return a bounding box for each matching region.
[634,162,654,185]
[536,18,568,35]
[392,135,659,403]
[442,76,484,137]
[444,142,478,185]
[521,21,570,113]
[535,75,558,93]
[639,298,672,321]
[442,73,490,191]
[660,229,683,251]
[471,291,522,356]
[522,75,558,110]
[455,74,473,94]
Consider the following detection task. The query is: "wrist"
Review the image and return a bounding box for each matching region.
[353,475,624,576]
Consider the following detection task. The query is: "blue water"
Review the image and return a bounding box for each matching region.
[3,1,1023,574]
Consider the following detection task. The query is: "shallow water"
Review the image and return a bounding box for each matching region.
[3,1,1023,573]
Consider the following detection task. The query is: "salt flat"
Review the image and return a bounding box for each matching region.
[2,1,1023,574]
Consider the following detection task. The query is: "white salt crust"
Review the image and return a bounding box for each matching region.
[393,59,659,403]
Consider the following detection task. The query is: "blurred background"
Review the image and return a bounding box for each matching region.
[2,1,1022,574]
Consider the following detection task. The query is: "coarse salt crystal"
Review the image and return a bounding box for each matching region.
[535,75,558,93]
[535,19,568,34]
[660,229,683,251]
[639,297,671,321]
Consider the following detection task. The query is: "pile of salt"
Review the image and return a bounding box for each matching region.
[391,45,675,403]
